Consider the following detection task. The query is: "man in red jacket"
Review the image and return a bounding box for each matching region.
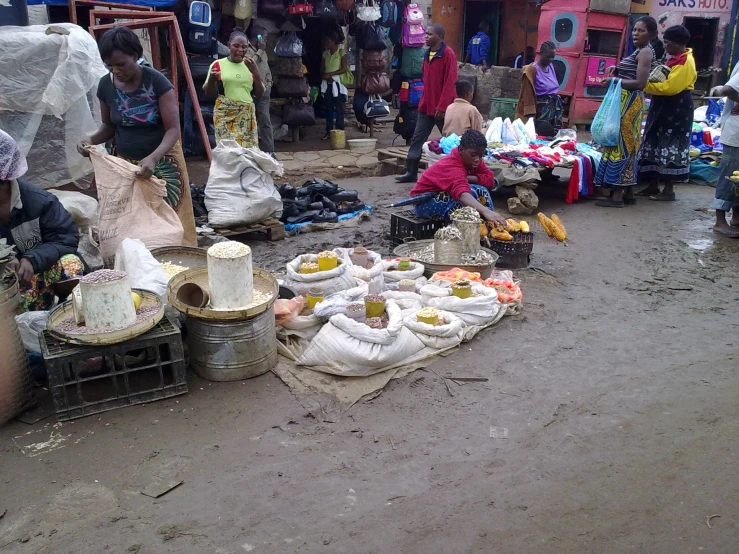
[396,23,458,183]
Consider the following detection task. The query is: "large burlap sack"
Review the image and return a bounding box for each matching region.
[205,140,283,228]
[298,301,425,376]
[88,149,184,267]
[403,309,464,349]
[284,254,357,296]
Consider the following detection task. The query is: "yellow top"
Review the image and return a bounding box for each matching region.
[645,49,697,96]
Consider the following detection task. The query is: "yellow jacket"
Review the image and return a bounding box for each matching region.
[645,49,697,96]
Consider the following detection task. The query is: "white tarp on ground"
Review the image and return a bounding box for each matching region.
[0,24,107,188]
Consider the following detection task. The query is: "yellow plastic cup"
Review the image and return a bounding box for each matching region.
[317,257,338,272]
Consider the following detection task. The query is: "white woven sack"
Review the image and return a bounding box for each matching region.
[420,281,502,326]
[403,309,464,349]
[382,290,423,317]
[298,301,425,376]
[284,254,357,295]
[382,260,425,283]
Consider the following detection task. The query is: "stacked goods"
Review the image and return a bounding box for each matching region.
[79,270,137,330]
[273,31,313,126]
[538,213,567,242]
[207,241,254,310]
[395,5,425,140]
[279,179,367,226]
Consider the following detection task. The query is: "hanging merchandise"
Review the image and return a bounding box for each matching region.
[272,57,304,78]
[361,50,387,72]
[283,99,316,126]
[234,0,252,19]
[275,76,309,97]
[315,0,338,18]
[365,94,391,118]
[400,46,424,78]
[274,32,303,58]
[357,21,388,51]
[362,71,390,95]
[288,0,313,14]
[258,0,287,17]
[408,78,423,107]
[380,0,398,27]
[394,102,418,139]
[402,3,426,47]
[336,0,354,10]
[357,0,382,21]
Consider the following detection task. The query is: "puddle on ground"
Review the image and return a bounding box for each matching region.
[685,237,714,251]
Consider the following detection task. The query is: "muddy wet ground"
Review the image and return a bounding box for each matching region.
[1,177,738,553]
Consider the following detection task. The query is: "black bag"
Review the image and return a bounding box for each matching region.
[315,0,338,17]
[283,100,316,126]
[356,21,387,51]
[276,77,309,98]
[393,102,417,139]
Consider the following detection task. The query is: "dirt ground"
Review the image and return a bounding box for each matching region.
[1,169,738,552]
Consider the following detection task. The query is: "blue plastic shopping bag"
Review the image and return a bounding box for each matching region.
[591,79,622,147]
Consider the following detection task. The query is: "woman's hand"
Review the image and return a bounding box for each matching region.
[208,67,221,83]
[77,140,91,157]
[606,66,616,78]
[481,208,506,226]
[8,258,34,286]
[600,77,612,87]
[136,155,158,179]
[244,57,259,78]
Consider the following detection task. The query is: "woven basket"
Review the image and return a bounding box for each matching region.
[488,232,534,269]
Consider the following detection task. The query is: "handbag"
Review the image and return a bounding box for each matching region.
[357,0,381,21]
[288,0,313,14]
[362,71,390,95]
[274,32,303,58]
[364,94,390,118]
[315,0,339,18]
[276,76,309,98]
[234,0,252,19]
[258,0,286,17]
[361,50,387,72]
[648,64,671,83]
[357,21,387,51]
[272,57,304,78]
[591,79,622,147]
[336,0,353,9]
[283,99,316,126]
[340,66,355,86]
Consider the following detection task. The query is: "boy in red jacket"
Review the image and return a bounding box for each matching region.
[410,130,505,224]
[396,24,458,183]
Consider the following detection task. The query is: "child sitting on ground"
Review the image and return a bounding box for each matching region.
[409,129,504,224]
[442,80,484,137]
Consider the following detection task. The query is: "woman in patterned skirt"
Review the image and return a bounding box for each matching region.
[595,17,659,208]
[638,25,697,201]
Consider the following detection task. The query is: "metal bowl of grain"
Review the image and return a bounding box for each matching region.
[151,246,208,279]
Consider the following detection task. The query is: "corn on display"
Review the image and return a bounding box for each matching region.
[479,222,488,238]
[519,221,530,234]
[505,219,521,233]
[550,214,567,240]
[538,213,566,242]
[491,228,513,241]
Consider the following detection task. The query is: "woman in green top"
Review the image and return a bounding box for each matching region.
[203,30,265,149]
[321,31,348,140]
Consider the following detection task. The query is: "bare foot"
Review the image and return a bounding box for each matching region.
[713,221,739,237]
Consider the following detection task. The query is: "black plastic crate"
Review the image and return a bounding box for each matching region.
[41,315,187,421]
[390,210,447,246]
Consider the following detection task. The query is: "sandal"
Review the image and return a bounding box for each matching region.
[648,192,676,202]
[321,134,331,140]
[713,226,739,238]
[636,186,660,196]
[595,199,625,208]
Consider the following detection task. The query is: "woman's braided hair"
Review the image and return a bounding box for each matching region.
[460,130,487,150]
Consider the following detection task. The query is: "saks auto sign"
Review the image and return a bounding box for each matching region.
[657,0,729,10]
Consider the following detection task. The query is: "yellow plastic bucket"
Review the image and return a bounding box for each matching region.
[330,129,346,150]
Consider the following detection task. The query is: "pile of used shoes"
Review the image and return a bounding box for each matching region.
[277,178,366,224]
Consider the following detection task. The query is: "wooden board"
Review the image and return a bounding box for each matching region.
[214,217,286,242]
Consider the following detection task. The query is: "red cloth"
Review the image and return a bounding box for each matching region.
[418,43,458,116]
[411,147,496,201]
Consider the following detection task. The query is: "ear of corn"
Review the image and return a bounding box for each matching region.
[506,219,521,233]
[519,221,530,233]
[550,214,567,239]
[491,229,513,241]
[538,213,555,237]
[479,222,488,238]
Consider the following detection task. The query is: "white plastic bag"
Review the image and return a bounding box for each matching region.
[512,119,529,145]
[284,254,357,296]
[403,310,464,349]
[298,301,426,376]
[113,238,169,298]
[205,140,283,228]
[15,311,49,352]
[486,117,503,143]
[382,260,425,283]
[524,118,537,141]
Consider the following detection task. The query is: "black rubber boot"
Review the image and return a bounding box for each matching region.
[395,158,419,183]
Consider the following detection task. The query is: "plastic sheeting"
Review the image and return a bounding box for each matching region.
[0,24,108,188]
